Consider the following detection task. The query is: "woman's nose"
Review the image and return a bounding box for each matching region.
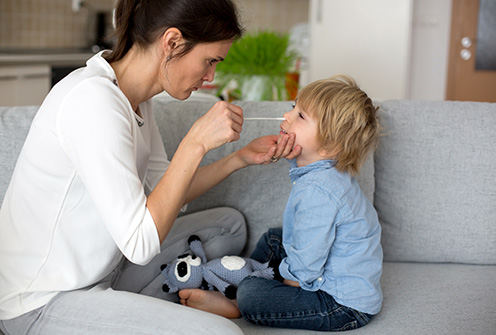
[203,67,216,83]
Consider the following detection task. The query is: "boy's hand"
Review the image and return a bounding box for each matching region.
[283,279,300,287]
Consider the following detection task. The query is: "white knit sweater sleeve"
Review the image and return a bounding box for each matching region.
[143,101,170,195]
[57,77,160,265]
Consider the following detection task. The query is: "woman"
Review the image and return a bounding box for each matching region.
[0,0,300,334]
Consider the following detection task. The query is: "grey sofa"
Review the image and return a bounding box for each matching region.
[1,98,495,335]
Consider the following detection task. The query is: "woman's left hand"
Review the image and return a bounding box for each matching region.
[237,133,301,166]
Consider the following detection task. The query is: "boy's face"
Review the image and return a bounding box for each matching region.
[281,102,330,167]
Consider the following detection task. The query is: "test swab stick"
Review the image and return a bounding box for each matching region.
[244,117,285,121]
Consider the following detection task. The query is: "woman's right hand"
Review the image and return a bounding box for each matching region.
[184,101,244,154]
[148,101,243,243]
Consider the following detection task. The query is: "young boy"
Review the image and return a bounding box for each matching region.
[179,75,383,331]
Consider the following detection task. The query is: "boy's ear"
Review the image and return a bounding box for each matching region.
[160,27,184,54]
[319,145,340,160]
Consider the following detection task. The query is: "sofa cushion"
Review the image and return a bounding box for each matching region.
[0,106,39,204]
[232,262,496,334]
[374,100,496,264]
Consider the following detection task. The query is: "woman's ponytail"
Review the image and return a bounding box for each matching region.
[105,0,139,63]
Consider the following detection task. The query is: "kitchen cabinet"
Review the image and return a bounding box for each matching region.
[0,48,94,107]
[0,65,51,106]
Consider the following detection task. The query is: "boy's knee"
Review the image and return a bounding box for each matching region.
[257,227,282,246]
[237,276,253,299]
[237,276,266,301]
[237,276,275,317]
[267,227,282,237]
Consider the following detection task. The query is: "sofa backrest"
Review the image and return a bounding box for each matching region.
[3,100,495,265]
[0,106,39,204]
[374,100,496,265]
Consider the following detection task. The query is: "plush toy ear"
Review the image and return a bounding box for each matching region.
[188,235,207,263]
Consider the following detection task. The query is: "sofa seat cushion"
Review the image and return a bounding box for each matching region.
[374,100,496,264]
[232,262,496,334]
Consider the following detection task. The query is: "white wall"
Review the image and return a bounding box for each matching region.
[306,0,453,101]
[307,0,414,100]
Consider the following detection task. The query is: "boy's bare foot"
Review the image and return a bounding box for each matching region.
[179,289,241,319]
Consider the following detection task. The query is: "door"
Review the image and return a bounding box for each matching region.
[446,0,496,102]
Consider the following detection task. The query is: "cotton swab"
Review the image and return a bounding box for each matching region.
[244,117,285,121]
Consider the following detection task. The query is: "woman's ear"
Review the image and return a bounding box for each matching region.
[160,27,183,55]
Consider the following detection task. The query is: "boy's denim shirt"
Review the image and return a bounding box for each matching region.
[279,159,383,315]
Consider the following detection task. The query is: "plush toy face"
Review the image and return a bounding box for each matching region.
[161,253,205,293]
[175,254,201,283]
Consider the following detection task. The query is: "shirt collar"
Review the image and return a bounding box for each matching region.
[86,50,118,85]
[287,158,337,181]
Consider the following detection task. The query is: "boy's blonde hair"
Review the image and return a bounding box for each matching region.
[297,75,380,176]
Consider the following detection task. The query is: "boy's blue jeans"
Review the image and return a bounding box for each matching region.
[237,228,373,331]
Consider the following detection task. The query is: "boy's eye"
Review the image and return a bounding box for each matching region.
[298,112,305,119]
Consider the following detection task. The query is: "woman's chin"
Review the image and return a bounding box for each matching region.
[166,91,192,101]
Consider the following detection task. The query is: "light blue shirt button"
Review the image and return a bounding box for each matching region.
[318,277,323,281]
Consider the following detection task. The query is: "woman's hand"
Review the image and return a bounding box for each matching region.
[182,119,301,206]
[236,133,302,166]
[184,101,244,154]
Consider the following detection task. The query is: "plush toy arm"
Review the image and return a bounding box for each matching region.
[246,259,274,280]
[251,267,274,280]
[248,259,271,271]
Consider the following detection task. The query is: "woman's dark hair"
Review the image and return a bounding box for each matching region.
[106,0,244,63]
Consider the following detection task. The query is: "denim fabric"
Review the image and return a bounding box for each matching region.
[250,228,287,265]
[238,229,373,331]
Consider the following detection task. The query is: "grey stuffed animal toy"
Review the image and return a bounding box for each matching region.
[160,235,274,299]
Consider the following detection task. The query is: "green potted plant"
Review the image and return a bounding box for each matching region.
[215,31,299,101]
